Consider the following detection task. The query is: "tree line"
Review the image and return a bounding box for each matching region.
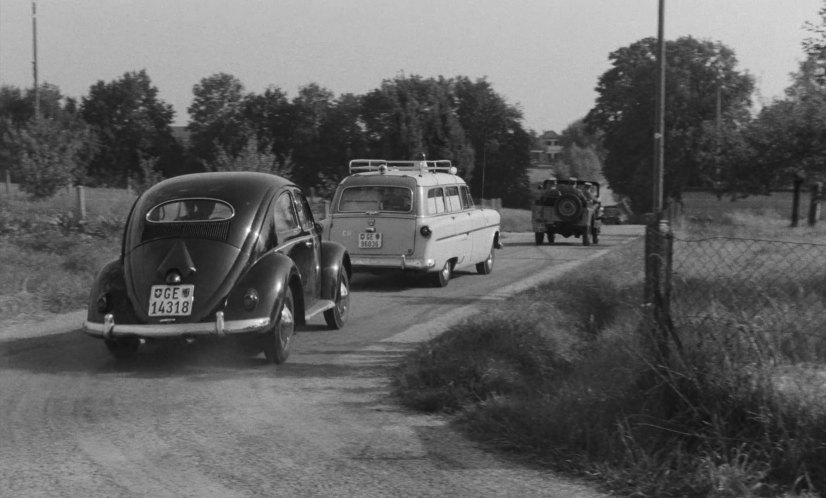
[5,3,826,214]
[0,72,533,206]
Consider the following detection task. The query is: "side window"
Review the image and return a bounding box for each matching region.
[274,192,300,238]
[255,211,276,255]
[427,188,446,214]
[293,190,315,231]
[460,186,474,209]
[445,186,461,212]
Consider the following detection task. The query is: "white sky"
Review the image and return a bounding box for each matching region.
[0,0,822,132]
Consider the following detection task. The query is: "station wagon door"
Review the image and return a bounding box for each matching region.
[443,186,471,267]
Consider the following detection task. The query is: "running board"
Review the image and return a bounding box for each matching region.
[304,300,335,320]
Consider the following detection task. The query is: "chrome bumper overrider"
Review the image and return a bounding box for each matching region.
[351,255,435,271]
[83,311,270,339]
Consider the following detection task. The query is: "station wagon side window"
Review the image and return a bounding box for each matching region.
[426,187,446,214]
[274,192,300,240]
[293,190,316,232]
[445,186,462,212]
[460,186,474,209]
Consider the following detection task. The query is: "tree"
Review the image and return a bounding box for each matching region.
[208,136,293,178]
[187,73,251,166]
[8,118,94,199]
[586,36,754,212]
[81,70,180,186]
[454,76,530,206]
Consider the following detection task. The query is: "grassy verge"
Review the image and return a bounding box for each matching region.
[394,210,826,498]
[0,192,125,322]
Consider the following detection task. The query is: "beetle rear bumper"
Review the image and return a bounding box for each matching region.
[83,311,270,339]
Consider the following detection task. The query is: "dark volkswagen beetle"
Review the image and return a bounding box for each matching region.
[83,172,351,364]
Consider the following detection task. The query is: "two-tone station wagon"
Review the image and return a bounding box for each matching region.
[325,159,501,287]
[83,172,351,364]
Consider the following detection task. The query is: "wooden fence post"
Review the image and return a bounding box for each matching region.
[808,182,822,227]
[791,171,805,227]
[75,185,87,221]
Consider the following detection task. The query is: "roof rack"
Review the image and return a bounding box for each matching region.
[348,159,455,174]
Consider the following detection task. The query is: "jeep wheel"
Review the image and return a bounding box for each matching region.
[431,260,453,287]
[547,231,555,244]
[592,223,599,244]
[555,194,583,222]
[534,232,544,245]
[582,222,592,246]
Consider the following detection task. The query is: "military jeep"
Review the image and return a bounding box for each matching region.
[532,178,601,246]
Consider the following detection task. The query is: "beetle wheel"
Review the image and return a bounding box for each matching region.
[431,260,453,287]
[262,287,295,364]
[105,337,140,360]
[324,268,350,329]
[476,243,495,275]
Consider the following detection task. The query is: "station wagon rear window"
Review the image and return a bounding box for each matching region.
[338,186,412,213]
[146,198,234,222]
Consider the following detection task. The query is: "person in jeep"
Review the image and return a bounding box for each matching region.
[532,177,602,246]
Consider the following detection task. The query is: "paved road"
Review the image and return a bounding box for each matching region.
[0,226,642,497]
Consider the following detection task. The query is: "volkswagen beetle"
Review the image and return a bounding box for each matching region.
[83,172,351,364]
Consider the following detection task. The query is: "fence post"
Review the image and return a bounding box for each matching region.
[808,182,822,227]
[791,171,805,227]
[75,185,87,221]
[645,215,677,363]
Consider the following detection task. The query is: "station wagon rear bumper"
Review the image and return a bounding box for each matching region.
[351,255,435,271]
[83,312,270,339]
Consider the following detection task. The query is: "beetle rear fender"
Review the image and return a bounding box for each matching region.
[319,241,351,301]
[226,252,302,326]
[87,258,139,323]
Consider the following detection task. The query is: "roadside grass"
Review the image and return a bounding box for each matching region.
[0,188,127,321]
[499,207,533,233]
[394,209,826,498]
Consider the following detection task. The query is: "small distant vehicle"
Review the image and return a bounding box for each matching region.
[601,205,628,225]
[83,172,351,364]
[532,178,602,246]
[325,159,501,287]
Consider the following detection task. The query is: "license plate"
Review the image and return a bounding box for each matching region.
[358,232,382,249]
[148,284,195,316]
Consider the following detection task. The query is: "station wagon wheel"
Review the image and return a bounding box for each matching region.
[324,267,350,329]
[431,260,453,287]
[262,287,295,364]
[104,337,140,360]
[534,232,544,245]
[476,242,494,275]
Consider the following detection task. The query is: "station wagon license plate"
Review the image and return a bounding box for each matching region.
[358,232,382,249]
[148,284,195,316]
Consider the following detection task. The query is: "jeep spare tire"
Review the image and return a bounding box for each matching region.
[555,193,583,221]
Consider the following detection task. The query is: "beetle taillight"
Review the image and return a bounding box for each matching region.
[243,289,259,311]
[96,293,110,313]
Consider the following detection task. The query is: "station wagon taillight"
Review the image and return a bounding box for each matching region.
[420,225,432,238]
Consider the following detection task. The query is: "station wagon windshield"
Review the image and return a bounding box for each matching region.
[338,186,412,213]
[146,198,234,222]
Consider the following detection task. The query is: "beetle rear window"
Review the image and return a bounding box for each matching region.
[338,187,412,213]
[146,198,234,222]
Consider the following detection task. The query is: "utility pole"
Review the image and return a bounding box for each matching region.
[653,0,665,217]
[32,0,40,119]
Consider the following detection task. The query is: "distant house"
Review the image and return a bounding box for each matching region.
[530,130,563,166]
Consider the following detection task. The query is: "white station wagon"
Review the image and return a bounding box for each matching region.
[325,159,501,286]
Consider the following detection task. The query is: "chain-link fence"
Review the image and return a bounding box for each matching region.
[649,227,826,364]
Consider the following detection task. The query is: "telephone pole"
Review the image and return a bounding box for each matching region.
[32,0,40,119]
[653,0,665,216]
